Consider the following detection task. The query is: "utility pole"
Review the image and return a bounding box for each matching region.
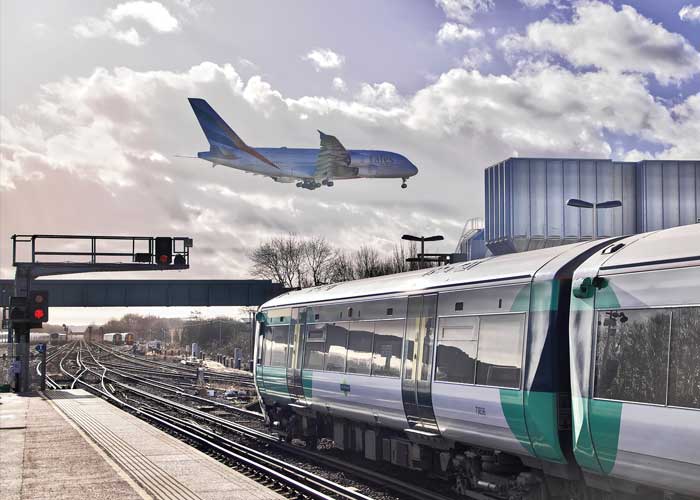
[566,198,622,240]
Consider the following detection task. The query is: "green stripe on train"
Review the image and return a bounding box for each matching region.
[572,397,622,474]
[260,366,290,400]
[524,391,567,463]
[500,389,536,456]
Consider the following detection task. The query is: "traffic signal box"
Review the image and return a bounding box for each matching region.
[29,291,49,323]
[9,291,49,326]
[155,237,172,265]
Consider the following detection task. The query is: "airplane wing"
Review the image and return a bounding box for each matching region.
[316,130,351,180]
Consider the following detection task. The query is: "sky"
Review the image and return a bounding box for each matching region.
[1,0,699,326]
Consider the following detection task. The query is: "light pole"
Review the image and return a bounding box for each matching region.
[566,198,622,240]
[402,234,444,268]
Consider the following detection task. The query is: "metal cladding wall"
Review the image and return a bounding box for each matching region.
[484,158,699,255]
[636,161,700,232]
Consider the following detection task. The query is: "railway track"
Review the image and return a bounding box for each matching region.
[47,342,383,500]
[44,342,468,500]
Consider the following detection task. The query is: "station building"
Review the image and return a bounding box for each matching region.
[456,158,700,258]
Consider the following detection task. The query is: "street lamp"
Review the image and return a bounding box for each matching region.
[566,198,622,240]
[402,234,444,267]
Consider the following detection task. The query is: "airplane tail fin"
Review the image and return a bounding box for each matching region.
[188,97,247,152]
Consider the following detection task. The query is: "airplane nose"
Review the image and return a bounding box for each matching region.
[408,163,418,176]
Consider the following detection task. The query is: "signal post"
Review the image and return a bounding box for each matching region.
[8,234,192,393]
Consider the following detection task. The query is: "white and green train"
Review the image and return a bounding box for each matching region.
[254,225,700,499]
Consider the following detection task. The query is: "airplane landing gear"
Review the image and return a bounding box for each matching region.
[401,178,408,189]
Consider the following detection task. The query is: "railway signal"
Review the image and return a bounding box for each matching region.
[155,237,172,265]
[28,290,49,322]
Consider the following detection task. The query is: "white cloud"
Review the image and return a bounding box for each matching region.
[501,1,700,85]
[435,0,494,23]
[436,22,483,43]
[518,0,549,7]
[2,57,698,286]
[332,77,347,92]
[304,48,344,71]
[461,48,492,68]
[108,1,179,32]
[679,4,700,22]
[73,1,178,45]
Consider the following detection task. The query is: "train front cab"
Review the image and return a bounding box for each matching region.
[569,226,700,499]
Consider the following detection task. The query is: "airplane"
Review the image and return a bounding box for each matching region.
[187,98,418,190]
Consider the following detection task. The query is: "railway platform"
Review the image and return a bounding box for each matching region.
[0,390,283,500]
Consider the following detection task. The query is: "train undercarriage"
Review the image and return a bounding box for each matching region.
[263,402,692,500]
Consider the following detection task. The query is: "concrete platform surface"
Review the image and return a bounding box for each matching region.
[0,390,283,500]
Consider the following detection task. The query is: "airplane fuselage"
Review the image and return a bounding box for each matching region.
[198,147,418,183]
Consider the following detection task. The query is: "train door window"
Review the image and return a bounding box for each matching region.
[668,307,700,409]
[346,321,374,375]
[475,314,525,388]
[402,297,423,380]
[371,319,404,377]
[269,326,290,367]
[594,309,670,405]
[435,316,478,383]
[304,324,326,370]
[325,322,349,372]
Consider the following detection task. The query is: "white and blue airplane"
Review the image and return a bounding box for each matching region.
[188,98,418,190]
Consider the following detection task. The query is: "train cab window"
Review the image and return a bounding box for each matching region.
[269,326,290,367]
[325,323,349,372]
[371,319,404,377]
[304,325,326,370]
[435,316,477,383]
[475,314,525,388]
[346,322,374,375]
[668,307,700,409]
[594,309,671,405]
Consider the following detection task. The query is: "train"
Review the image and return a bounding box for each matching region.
[253,224,700,499]
[103,332,123,345]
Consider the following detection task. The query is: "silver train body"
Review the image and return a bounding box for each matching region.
[254,225,700,499]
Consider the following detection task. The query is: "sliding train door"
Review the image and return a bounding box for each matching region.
[401,294,440,433]
[286,307,308,405]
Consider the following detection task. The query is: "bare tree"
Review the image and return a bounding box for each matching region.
[301,236,335,286]
[249,234,306,289]
[326,251,356,283]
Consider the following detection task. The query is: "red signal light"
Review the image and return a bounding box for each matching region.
[33,309,45,320]
[159,254,169,264]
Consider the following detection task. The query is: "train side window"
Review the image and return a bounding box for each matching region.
[304,324,326,370]
[269,326,290,367]
[346,321,374,375]
[371,319,404,377]
[325,322,349,372]
[668,307,700,409]
[594,309,670,405]
[262,326,274,365]
[435,316,478,384]
[475,314,525,388]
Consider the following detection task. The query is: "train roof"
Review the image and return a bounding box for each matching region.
[262,239,611,308]
[594,224,700,274]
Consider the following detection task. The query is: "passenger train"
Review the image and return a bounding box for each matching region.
[253,225,700,499]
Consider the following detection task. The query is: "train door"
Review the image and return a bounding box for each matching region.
[401,294,440,433]
[286,307,308,405]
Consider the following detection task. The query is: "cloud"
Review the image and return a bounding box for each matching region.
[518,0,550,7]
[435,0,494,23]
[2,56,698,283]
[108,1,179,32]
[679,4,700,22]
[303,48,344,71]
[73,1,179,45]
[461,48,492,68]
[501,1,700,85]
[332,77,347,92]
[436,22,483,43]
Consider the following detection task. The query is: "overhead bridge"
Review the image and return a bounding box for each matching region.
[0,279,288,307]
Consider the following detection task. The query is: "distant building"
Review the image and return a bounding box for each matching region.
[480,158,700,255]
